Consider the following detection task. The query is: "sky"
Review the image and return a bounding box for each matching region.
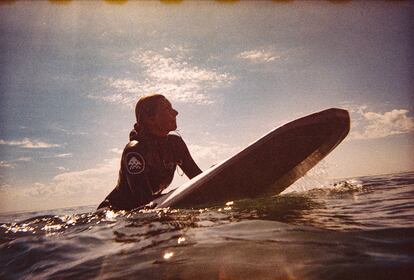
[0,0,413,213]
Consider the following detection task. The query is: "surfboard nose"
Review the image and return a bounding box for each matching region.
[321,108,351,143]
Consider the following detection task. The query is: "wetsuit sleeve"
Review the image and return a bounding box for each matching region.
[175,137,202,179]
[122,150,154,207]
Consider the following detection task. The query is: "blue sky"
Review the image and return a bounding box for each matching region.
[0,1,413,212]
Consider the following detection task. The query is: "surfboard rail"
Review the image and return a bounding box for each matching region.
[155,108,350,208]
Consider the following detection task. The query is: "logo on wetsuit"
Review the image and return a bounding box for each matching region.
[126,152,145,174]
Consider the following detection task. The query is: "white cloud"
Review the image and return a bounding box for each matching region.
[42,153,73,159]
[17,157,32,162]
[48,123,88,136]
[0,139,243,212]
[238,49,281,63]
[57,166,69,171]
[350,108,414,140]
[0,138,60,149]
[0,161,16,169]
[188,141,241,166]
[0,158,120,212]
[55,153,73,158]
[133,50,231,83]
[110,148,123,154]
[0,157,32,169]
[48,157,119,197]
[0,183,12,190]
[89,47,235,106]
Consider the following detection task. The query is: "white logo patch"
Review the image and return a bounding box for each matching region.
[126,152,145,174]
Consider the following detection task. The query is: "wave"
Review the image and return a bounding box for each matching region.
[1,216,413,280]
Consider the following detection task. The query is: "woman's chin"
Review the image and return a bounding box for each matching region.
[171,122,177,131]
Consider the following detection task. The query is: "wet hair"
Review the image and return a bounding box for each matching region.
[130,93,165,139]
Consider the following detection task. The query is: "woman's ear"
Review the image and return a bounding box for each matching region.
[145,115,156,128]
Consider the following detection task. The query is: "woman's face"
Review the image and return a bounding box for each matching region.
[148,97,178,136]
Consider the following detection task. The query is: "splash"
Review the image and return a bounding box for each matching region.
[282,160,334,194]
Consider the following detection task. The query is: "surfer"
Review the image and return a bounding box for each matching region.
[98,94,202,210]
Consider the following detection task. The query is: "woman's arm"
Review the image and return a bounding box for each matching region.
[174,136,202,179]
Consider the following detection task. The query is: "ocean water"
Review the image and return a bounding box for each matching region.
[1,171,413,280]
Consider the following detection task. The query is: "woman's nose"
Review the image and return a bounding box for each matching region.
[173,109,178,116]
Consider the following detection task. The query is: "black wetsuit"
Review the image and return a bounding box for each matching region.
[98,132,202,210]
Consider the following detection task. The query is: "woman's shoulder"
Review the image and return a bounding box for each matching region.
[122,140,147,174]
[167,133,182,140]
[123,140,145,153]
[167,133,186,146]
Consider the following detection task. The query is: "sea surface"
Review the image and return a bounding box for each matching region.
[1,171,414,279]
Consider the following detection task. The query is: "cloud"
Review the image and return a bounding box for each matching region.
[110,148,123,154]
[48,123,88,136]
[0,157,32,169]
[16,157,32,162]
[188,141,241,165]
[0,138,61,149]
[0,138,245,212]
[0,161,16,169]
[57,166,69,171]
[42,153,73,159]
[350,108,414,140]
[0,158,120,212]
[89,47,235,106]
[0,183,11,190]
[55,153,73,158]
[238,49,281,63]
[0,138,244,212]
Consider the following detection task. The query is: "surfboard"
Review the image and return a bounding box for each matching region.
[153,108,350,209]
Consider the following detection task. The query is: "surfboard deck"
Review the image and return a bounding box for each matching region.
[153,108,350,209]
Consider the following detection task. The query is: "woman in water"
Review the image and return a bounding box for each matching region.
[98,94,202,210]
